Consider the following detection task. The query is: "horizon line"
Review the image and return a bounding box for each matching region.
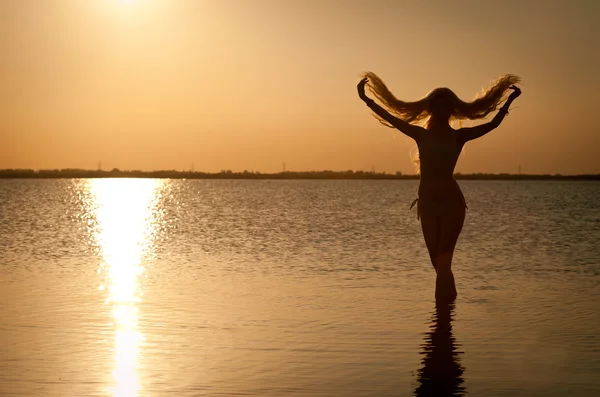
[0,168,599,180]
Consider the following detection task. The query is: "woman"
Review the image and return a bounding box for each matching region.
[357,73,522,301]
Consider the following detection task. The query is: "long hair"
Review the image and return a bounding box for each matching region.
[363,72,521,128]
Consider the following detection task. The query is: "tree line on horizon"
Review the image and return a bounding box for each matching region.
[0,168,598,180]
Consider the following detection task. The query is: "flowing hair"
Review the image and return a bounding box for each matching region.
[362,72,521,171]
[362,71,521,128]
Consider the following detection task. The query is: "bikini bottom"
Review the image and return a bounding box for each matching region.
[410,195,467,220]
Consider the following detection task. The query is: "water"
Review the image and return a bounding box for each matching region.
[0,179,599,396]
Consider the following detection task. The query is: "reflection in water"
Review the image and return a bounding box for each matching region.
[414,302,466,397]
[89,179,163,397]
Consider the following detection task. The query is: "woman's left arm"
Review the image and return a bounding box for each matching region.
[458,86,522,143]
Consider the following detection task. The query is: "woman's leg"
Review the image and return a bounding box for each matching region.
[420,213,443,270]
[435,205,466,301]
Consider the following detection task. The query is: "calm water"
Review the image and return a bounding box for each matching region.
[1,179,599,397]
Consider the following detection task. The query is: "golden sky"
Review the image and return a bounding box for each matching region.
[1,0,599,174]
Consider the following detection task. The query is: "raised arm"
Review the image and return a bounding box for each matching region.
[458,85,522,143]
[357,78,424,141]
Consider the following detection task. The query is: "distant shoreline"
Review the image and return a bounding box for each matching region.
[0,169,599,180]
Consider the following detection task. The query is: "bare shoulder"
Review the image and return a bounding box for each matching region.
[393,120,426,142]
[408,123,427,139]
[455,124,493,143]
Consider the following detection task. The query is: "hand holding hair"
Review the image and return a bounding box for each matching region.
[508,85,522,100]
[357,77,371,103]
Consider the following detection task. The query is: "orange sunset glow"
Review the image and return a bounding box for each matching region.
[1,0,599,175]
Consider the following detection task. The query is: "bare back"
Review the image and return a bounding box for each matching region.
[415,128,466,211]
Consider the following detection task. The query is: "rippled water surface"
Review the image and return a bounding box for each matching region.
[1,179,599,396]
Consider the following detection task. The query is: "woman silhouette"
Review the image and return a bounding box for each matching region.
[357,73,521,301]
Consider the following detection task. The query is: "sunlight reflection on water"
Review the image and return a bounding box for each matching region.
[88,179,163,397]
[0,179,598,397]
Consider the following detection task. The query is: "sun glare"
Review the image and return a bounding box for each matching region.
[88,179,163,397]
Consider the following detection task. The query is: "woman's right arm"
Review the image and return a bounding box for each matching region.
[457,85,522,143]
[357,78,423,141]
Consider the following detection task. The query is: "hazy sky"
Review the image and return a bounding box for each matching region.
[1,0,599,174]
